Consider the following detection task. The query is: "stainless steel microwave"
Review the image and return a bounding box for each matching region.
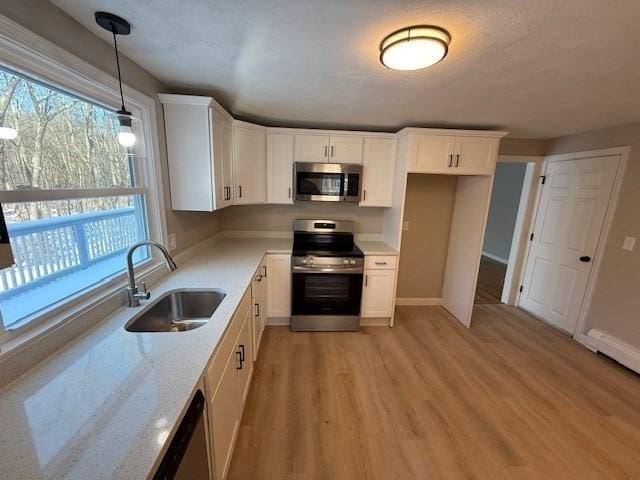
[294,163,362,202]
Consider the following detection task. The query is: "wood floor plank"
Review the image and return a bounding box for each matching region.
[227,305,640,480]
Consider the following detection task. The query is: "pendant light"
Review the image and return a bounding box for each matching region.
[95,12,137,148]
[380,26,451,71]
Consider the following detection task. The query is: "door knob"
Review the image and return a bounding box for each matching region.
[579,256,591,262]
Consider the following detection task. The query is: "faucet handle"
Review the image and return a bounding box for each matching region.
[138,282,151,300]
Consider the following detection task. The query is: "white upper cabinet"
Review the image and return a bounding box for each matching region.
[294,134,330,163]
[159,94,233,211]
[453,136,499,175]
[329,135,363,164]
[266,132,294,204]
[360,137,396,207]
[411,134,457,174]
[407,132,500,176]
[294,133,363,164]
[233,122,266,205]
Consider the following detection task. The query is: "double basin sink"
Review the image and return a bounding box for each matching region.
[125,289,226,333]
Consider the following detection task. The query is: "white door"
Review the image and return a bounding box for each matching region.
[251,269,263,358]
[410,134,456,173]
[453,136,498,175]
[266,254,291,318]
[329,135,363,164]
[361,270,395,318]
[234,311,254,411]
[360,137,396,207]
[294,134,329,163]
[233,125,266,204]
[519,155,619,333]
[266,132,294,204]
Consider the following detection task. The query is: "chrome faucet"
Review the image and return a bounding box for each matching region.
[126,240,177,307]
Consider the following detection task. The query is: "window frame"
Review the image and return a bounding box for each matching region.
[0,14,168,343]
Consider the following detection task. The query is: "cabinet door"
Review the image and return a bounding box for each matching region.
[212,112,233,209]
[329,135,363,164]
[233,125,266,204]
[410,134,456,174]
[220,117,234,206]
[266,254,291,317]
[163,102,214,211]
[209,352,238,480]
[294,134,329,163]
[361,270,396,318]
[453,136,498,175]
[251,270,263,360]
[266,133,294,204]
[360,137,396,207]
[234,311,254,413]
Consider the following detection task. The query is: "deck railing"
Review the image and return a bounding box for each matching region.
[0,207,140,298]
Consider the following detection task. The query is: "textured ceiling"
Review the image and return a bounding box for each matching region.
[51,0,640,138]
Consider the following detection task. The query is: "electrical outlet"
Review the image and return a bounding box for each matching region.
[403,221,410,232]
[622,236,636,252]
[168,233,177,251]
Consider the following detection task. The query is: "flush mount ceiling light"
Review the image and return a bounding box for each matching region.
[379,25,451,71]
[95,11,137,148]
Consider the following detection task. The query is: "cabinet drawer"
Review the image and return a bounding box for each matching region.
[364,256,397,270]
[205,286,252,397]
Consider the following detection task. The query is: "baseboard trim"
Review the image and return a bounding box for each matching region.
[481,251,508,264]
[360,317,391,327]
[587,329,640,374]
[396,298,442,306]
[266,316,290,326]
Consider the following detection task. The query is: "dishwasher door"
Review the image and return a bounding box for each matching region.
[154,390,211,480]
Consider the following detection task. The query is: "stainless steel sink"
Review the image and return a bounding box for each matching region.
[125,289,226,333]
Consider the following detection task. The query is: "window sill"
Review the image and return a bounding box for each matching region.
[0,258,166,365]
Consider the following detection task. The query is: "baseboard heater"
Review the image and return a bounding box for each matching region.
[587,329,640,375]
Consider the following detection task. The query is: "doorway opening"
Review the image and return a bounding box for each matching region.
[476,163,528,304]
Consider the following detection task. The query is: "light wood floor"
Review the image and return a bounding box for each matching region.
[475,256,507,304]
[227,305,640,480]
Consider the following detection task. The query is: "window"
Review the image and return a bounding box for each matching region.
[0,67,154,333]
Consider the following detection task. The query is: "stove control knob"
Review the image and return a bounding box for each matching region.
[309,258,314,264]
[301,258,309,264]
[343,259,349,265]
[350,259,356,265]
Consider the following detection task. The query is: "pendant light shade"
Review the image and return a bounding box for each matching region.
[95,12,137,148]
[380,26,451,71]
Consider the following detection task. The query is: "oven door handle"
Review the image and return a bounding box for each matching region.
[292,266,364,274]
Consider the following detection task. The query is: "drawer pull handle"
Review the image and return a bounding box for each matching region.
[374,261,387,265]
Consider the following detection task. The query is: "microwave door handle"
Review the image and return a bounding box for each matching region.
[342,174,348,201]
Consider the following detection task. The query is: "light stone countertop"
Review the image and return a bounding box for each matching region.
[0,237,291,480]
[355,240,399,256]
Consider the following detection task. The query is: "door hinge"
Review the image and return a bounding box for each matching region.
[519,285,523,293]
[530,233,534,241]
[540,175,546,184]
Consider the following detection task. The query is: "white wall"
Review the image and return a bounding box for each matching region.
[482,163,526,262]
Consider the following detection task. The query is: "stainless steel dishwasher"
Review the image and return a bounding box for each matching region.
[153,390,211,479]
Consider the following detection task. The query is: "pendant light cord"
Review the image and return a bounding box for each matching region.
[111,24,127,113]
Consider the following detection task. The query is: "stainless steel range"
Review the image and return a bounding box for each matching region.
[291,219,364,331]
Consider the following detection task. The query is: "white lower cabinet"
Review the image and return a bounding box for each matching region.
[361,255,397,319]
[266,254,291,318]
[251,258,268,361]
[209,352,238,480]
[204,286,254,480]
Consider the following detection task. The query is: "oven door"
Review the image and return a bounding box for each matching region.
[291,269,363,331]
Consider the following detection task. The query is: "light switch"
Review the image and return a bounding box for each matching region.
[403,221,410,232]
[622,236,636,252]
[168,233,177,251]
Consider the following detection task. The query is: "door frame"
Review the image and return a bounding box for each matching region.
[495,155,545,305]
[514,146,630,343]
